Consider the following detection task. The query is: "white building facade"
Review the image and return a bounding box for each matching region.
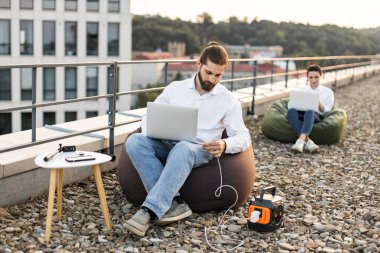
[0,0,131,134]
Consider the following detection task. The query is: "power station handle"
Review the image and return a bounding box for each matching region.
[259,185,276,201]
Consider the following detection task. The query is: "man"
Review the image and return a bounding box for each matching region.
[123,41,251,237]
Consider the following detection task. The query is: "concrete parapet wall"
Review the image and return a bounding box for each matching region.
[1,65,380,207]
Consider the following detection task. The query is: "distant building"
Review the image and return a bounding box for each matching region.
[0,0,132,135]
[225,44,284,59]
[131,51,173,89]
[168,42,186,57]
[165,62,286,89]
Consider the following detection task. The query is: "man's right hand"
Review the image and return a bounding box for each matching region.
[202,139,226,157]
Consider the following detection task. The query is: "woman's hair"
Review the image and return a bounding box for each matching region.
[307,64,323,76]
[199,41,228,66]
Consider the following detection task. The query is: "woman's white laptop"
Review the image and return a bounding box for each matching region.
[146,102,198,143]
[288,89,319,111]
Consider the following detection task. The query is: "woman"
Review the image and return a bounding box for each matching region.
[288,64,334,153]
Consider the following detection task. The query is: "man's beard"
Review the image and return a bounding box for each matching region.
[198,71,216,92]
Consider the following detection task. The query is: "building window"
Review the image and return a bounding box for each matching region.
[87,0,98,12]
[0,113,12,135]
[20,0,33,9]
[0,0,11,9]
[43,112,55,126]
[20,20,33,55]
[21,68,35,100]
[86,22,98,56]
[108,23,119,56]
[43,21,55,55]
[21,112,32,131]
[108,0,119,12]
[0,20,11,55]
[86,67,98,96]
[65,67,77,99]
[65,111,77,122]
[107,67,119,94]
[0,69,11,100]
[43,67,55,100]
[42,0,55,10]
[65,22,77,56]
[86,111,98,118]
[65,0,77,11]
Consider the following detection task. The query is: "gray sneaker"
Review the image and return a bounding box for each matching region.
[156,200,193,226]
[123,208,151,237]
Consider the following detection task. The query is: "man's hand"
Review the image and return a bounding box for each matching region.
[202,140,226,158]
[318,102,324,113]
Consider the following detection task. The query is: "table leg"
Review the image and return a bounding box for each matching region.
[57,169,63,220]
[45,168,57,242]
[92,164,112,229]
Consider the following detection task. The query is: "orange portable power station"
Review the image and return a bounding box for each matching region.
[247,186,284,232]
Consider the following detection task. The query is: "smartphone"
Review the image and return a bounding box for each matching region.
[65,155,95,162]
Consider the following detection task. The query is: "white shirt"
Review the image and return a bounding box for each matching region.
[141,76,251,154]
[303,84,334,114]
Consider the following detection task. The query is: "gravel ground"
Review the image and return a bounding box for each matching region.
[1,75,379,253]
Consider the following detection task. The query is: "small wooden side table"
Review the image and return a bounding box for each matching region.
[34,151,112,242]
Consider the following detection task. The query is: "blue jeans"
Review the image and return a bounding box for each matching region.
[287,108,322,136]
[125,133,213,218]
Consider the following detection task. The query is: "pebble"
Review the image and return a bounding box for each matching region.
[0,76,379,252]
[277,242,296,250]
[227,224,241,232]
[4,227,15,233]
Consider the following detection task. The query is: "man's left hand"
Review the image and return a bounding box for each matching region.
[202,140,226,157]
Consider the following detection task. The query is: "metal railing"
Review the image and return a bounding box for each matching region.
[0,55,379,155]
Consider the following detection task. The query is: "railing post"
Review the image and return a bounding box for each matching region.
[248,60,257,115]
[285,59,289,88]
[32,67,37,142]
[333,68,338,91]
[230,61,235,91]
[270,60,274,90]
[164,62,168,86]
[108,62,117,161]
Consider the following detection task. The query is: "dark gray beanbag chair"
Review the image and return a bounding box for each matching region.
[261,98,347,144]
[117,129,256,212]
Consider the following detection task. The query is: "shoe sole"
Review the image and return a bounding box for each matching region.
[306,147,319,153]
[123,220,149,237]
[291,147,303,153]
[156,209,193,226]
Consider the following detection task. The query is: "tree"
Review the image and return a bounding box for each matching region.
[133,83,163,109]
[196,12,214,46]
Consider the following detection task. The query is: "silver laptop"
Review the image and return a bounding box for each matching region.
[288,89,319,112]
[146,102,198,143]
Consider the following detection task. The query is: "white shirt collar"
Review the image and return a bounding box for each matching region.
[306,84,323,91]
[188,74,221,95]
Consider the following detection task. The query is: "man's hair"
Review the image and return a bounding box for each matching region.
[199,41,228,66]
[307,64,323,76]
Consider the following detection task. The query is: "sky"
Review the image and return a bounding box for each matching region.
[130,0,380,29]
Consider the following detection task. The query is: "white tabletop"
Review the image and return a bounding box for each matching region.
[34,151,112,169]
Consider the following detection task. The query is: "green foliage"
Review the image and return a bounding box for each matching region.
[133,14,380,57]
[133,83,163,109]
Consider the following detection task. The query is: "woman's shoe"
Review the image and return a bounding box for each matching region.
[292,139,305,153]
[305,139,319,153]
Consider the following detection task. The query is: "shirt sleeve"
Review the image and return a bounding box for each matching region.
[222,98,252,154]
[321,88,335,113]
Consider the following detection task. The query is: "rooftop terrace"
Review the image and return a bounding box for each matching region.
[0,72,379,252]
[0,56,380,252]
